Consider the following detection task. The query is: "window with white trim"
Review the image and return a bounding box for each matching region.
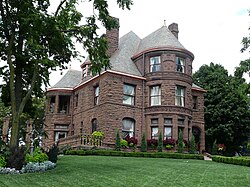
[175,86,185,106]
[151,126,159,139]
[176,57,185,73]
[150,85,161,106]
[150,56,161,72]
[164,126,172,139]
[122,118,135,138]
[94,86,99,105]
[123,84,135,105]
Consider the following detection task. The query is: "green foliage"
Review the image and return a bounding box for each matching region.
[166,144,174,150]
[120,139,128,148]
[115,130,121,151]
[157,132,163,152]
[140,133,147,152]
[6,146,26,170]
[46,144,59,163]
[247,142,250,150]
[212,156,250,167]
[177,131,184,153]
[0,155,6,167]
[193,62,250,154]
[65,150,204,160]
[189,135,196,154]
[91,131,104,139]
[25,148,48,163]
[0,0,133,148]
[21,161,56,173]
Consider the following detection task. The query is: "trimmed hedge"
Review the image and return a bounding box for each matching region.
[65,150,204,160]
[212,156,250,167]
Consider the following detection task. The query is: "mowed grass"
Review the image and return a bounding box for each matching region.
[0,155,249,187]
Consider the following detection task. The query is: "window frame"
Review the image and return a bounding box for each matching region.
[122,118,135,138]
[175,86,185,107]
[150,85,161,106]
[94,86,99,105]
[151,126,159,139]
[150,56,161,72]
[176,57,185,73]
[123,83,136,105]
[164,126,172,139]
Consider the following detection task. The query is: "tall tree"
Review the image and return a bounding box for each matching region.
[193,63,250,155]
[0,0,133,148]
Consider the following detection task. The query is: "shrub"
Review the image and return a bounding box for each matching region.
[115,130,121,151]
[163,138,176,146]
[165,144,174,150]
[92,131,104,139]
[21,161,56,173]
[189,135,196,154]
[212,156,250,167]
[147,139,158,149]
[0,155,6,167]
[121,139,128,148]
[26,148,48,163]
[124,136,138,146]
[177,131,184,153]
[46,144,59,163]
[65,149,204,160]
[157,132,163,152]
[6,146,26,170]
[247,142,250,150]
[141,133,147,152]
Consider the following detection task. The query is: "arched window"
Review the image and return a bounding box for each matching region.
[92,118,97,133]
[122,118,135,138]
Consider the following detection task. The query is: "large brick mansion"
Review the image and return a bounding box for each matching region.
[44,19,205,151]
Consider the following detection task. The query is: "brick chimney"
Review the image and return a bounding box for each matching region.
[168,23,179,39]
[106,17,119,56]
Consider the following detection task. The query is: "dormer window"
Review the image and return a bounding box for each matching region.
[82,64,92,79]
[176,57,185,73]
[150,56,161,72]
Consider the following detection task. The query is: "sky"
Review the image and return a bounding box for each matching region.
[49,0,250,86]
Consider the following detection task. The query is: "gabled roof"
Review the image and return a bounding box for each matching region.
[109,31,142,76]
[52,70,81,89]
[135,26,185,56]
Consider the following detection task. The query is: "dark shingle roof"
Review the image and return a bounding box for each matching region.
[51,25,191,89]
[109,31,142,76]
[136,26,185,55]
[52,70,81,88]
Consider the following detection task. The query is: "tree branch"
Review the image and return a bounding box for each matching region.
[18,61,39,116]
[6,33,16,116]
[55,0,67,17]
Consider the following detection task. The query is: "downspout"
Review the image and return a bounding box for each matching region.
[71,91,74,137]
[141,53,145,142]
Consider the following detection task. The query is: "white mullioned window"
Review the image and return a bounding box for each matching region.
[150,56,161,72]
[164,126,172,139]
[175,86,185,106]
[176,57,185,73]
[150,85,161,106]
[123,84,135,105]
[151,127,159,139]
[94,86,99,105]
[122,118,135,138]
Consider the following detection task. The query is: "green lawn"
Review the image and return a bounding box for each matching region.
[0,155,249,187]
